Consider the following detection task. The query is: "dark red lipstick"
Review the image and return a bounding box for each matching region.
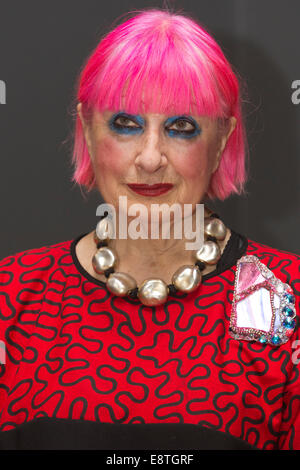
[127,183,174,196]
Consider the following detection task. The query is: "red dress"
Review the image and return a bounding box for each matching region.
[0,230,299,450]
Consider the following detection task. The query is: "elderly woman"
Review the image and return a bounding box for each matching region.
[0,8,299,451]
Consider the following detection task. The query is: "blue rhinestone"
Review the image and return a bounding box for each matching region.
[259,335,267,344]
[271,334,281,345]
[285,293,295,304]
[283,318,295,329]
[282,306,294,317]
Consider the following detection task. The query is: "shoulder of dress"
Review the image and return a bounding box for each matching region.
[245,237,300,260]
[0,238,76,340]
[0,238,74,278]
[244,238,300,273]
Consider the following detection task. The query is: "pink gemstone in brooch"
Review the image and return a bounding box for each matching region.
[229,255,296,346]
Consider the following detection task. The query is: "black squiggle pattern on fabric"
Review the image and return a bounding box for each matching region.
[0,233,299,449]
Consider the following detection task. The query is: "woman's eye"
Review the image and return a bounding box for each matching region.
[115,116,139,127]
[168,120,195,132]
[110,115,199,136]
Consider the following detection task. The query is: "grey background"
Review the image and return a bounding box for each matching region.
[0,0,299,259]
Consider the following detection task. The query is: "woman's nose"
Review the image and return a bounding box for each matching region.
[134,132,166,173]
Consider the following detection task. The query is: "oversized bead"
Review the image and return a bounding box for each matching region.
[137,279,169,306]
[171,265,202,293]
[195,240,221,265]
[92,247,117,274]
[95,217,114,242]
[204,218,227,241]
[106,272,137,296]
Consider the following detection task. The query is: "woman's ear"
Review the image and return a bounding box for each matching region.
[77,102,93,157]
[212,116,237,173]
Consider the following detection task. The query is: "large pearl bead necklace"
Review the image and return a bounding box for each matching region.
[92,212,227,306]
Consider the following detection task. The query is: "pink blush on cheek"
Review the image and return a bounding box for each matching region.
[94,138,127,173]
[176,146,211,180]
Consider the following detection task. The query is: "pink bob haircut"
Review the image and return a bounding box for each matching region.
[71,8,249,201]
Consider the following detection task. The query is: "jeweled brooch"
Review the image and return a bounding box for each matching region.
[229,255,296,346]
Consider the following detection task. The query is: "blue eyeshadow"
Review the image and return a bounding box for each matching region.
[164,115,201,139]
[109,112,144,134]
[108,112,201,139]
